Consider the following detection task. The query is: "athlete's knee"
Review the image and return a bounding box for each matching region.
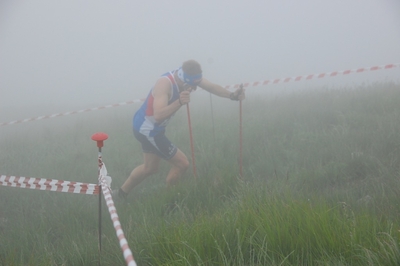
[169,150,189,172]
[177,157,190,172]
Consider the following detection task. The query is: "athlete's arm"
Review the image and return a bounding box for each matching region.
[198,78,245,100]
[152,78,183,123]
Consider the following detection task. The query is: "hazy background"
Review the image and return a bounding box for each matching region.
[1,0,400,121]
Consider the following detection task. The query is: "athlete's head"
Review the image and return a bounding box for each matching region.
[178,60,203,88]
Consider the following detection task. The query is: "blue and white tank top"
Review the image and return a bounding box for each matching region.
[133,69,180,137]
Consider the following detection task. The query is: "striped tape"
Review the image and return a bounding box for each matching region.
[1,63,398,127]
[0,175,99,195]
[224,63,400,89]
[0,99,145,127]
[99,175,137,266]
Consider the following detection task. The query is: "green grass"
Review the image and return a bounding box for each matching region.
[1,82,400,265]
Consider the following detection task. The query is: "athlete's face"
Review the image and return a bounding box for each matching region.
[176,72,199,92]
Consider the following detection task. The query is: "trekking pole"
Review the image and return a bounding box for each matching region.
[239,84,243,178]
[186,103,197,178]
[209,93,216,144]
[91,132,109,266]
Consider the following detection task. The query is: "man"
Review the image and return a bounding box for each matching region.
[113,59,245,200]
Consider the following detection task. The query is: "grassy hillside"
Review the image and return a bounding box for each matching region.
[1,82,400,265]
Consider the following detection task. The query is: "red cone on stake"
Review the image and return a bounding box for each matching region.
[91,132,108,148]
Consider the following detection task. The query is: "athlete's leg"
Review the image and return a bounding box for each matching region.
[120,152,161,194]
[166,148,190,186]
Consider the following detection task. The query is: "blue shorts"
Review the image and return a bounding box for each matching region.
[133,130,178,160]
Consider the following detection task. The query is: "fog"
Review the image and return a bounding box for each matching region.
[1,3,400,262]
[1,0,400,121]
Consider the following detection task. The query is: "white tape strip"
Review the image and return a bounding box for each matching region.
[224,63,400,89]
[0,175,99,195]
[1,63,398,127]
[99,175,137,266]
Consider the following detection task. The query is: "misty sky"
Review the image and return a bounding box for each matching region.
[1,0,399,113]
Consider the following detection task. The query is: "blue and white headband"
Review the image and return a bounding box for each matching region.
[177,67,202,86]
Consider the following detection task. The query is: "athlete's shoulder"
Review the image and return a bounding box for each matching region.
[153,76,172,95]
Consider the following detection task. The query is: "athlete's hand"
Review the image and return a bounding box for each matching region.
[230,87,246,101]
[179,90,191,106]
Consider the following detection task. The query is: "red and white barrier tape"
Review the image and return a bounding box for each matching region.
[2,163,135,265]
[99,175,137,266]
[0,175,99,195]
[0,99,145,127]
[224,63,400,89]
[1,63,398,127]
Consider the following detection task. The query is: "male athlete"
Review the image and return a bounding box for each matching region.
[113,59,245,200]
